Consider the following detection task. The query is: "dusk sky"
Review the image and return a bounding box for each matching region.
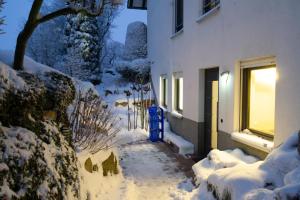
[0,0,147,50]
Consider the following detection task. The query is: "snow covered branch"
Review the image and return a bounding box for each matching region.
[0,0,4,34]
[13,0,121,70]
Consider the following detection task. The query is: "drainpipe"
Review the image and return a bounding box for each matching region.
[298,130,300,155]
[150,75,159,106]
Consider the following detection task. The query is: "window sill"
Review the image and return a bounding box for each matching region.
[170,111,183,119]
[196,4,220,24]
[170,29,184,39]
[160,106,168,112]
[231,132,274,153]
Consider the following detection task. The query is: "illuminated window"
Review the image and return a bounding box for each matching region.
[160,76,168,108]
[174,77,183,112]
[175,0,183,32]
[203,0,220,14]
[242,66,276,137]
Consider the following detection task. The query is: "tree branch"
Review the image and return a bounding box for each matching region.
[38,0,112,24]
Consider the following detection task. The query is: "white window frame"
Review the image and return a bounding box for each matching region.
[172,72,183,114]
[160,75,168,108]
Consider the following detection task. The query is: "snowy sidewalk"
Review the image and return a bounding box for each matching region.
[118,140,194,200]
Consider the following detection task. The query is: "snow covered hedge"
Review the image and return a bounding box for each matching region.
[115,58,150,83]
[0,124,79,199]
[191,133,300,200]
[0,52,91,199]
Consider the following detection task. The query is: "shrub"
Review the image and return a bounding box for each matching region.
[69,89,120,154]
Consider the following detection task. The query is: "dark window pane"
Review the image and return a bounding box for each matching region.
[203,0,220,14]
[175,0,183,32]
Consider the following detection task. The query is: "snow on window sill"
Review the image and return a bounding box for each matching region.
[160,106,168,112]
[171,111,183,119]
[170,29,184,39]
[231,132,274,153]
[196,4,220,24]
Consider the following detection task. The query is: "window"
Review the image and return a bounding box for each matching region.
[203,0,220,14]
[160,76,168,108]
[174,76,183,113]
[175,0,183,32]
[127,0,147,10]
[242,66,276,137]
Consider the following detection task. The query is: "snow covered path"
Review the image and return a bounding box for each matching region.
[76,72,196,199]
[118,140,193,200]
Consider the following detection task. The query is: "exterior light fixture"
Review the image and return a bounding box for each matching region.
[221,71,230,84]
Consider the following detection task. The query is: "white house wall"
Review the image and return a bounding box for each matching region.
[148,0,300,148]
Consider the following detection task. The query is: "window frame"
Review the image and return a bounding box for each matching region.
[241,65,276,139]
[160,75,168,108]
[202,0,220,15]
[175,0,184,33]
[173,74,183,113]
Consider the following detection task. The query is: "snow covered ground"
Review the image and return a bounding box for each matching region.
[76,68,195,200]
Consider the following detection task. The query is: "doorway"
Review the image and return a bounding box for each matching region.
[204,67,219,155]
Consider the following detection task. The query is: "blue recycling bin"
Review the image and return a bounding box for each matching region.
[148,106,164,142]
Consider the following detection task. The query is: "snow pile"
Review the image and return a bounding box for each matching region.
[164,121,194,156]
[0,50,62,75]
[0,50,97,98]
[124,21,147,60]
[192,149,258,185]
[0,124,79,199]
[232,131,274,152]
[0,61,26,96]
[188,132,300,200]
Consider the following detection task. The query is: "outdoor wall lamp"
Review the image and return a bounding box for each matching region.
[221,71,230,84]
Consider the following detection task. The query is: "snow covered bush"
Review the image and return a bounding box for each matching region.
[101,40,125,69]
[69,89,120,154]
[0,54,82,198]
[60,12,101,83]
[115,58,150,83]
[123,21,147,60]
[190,132,300,200]
[0,124,80,199]
[0,69,75,142]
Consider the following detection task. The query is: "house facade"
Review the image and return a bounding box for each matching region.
[129,0,300,159]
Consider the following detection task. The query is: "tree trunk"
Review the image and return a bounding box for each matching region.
[13,28,36,70]
[13,0,42,70]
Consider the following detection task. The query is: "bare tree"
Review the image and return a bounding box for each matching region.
[13,0,122,70]
[69,89,120,154]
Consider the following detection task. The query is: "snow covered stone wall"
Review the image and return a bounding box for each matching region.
[124,21,147,60]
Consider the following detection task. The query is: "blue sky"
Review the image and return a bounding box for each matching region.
[0,0,147,50]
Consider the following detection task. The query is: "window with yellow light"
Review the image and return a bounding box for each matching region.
[242,66,276,137]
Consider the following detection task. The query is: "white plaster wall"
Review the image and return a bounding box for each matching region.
[148,0,300,146]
